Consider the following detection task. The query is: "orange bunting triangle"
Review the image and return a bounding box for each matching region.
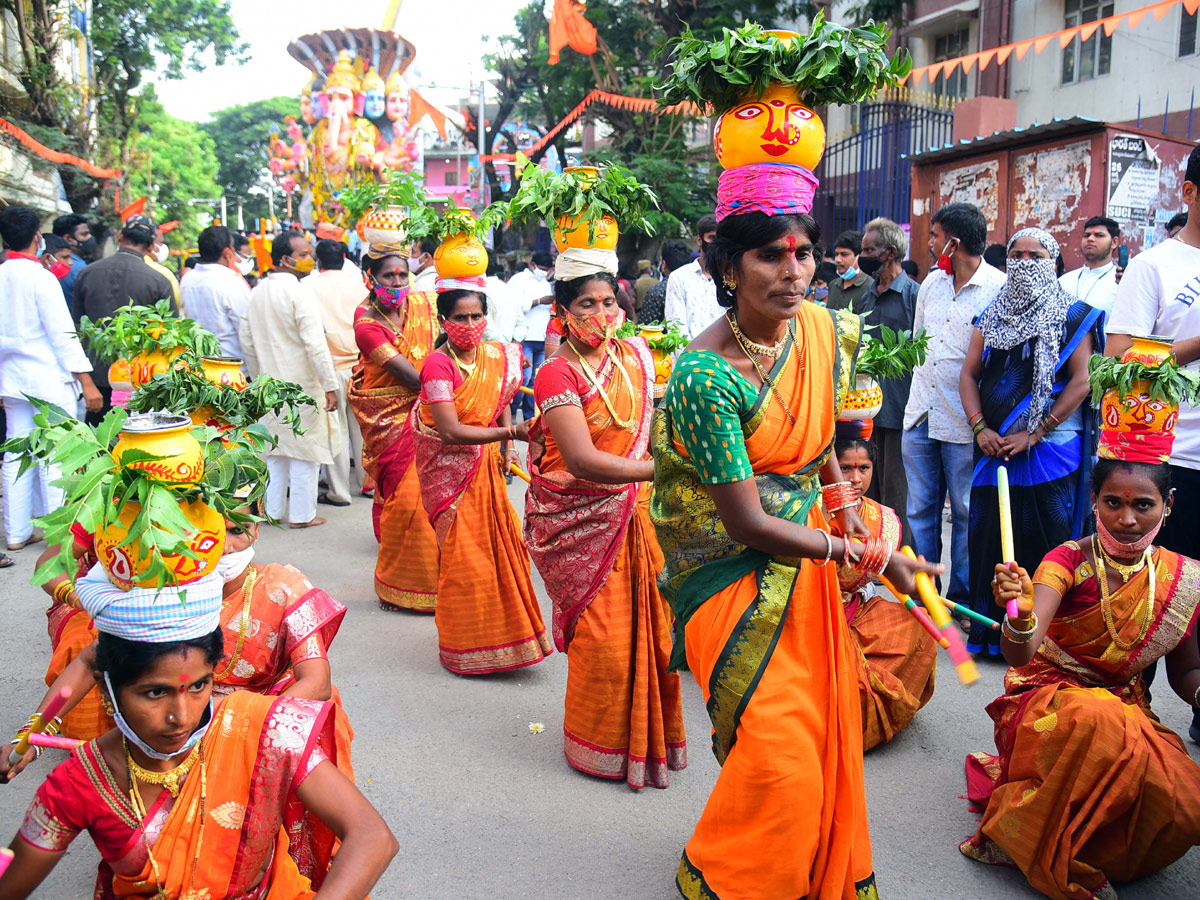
[548,0,597,65]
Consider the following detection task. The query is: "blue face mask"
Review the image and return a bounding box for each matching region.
[812,285,829,301]
[841,265,860,281]
[104,671,213,761]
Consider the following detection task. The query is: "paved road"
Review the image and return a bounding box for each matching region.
[1,484,1197,899]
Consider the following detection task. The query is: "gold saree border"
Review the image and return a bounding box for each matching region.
[677,852,880,900]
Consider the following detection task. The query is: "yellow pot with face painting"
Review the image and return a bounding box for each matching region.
[95,497,225,590]
[433,232,488,279]
[553,214,619,252]
[713,82,827,171]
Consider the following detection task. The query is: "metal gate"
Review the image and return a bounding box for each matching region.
[813,92,956,242]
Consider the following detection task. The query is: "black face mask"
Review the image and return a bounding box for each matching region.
[73,236,98,260]
[857,254,883,277]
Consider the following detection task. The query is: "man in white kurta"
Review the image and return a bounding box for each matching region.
[238,233,340,527]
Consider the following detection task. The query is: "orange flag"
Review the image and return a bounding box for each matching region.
[549,0,597,65]
[120,196,147,220]
[409,88,451,141]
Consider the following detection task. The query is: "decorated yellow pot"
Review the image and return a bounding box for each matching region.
[1098,336,1178,462]
[200,356,248,391]
[433,232,488,279]
[129,346,185,389]
[108,358,134,392]
[637,325,673,399]
[1122,335,1174,366]
[839,374,884,421]
[360,205,407,246]
[565,165,599,187]
[554,213,619,252]
[714,82,827,171]
[188,407,228,430]
[111,413,205,485]
[95,498,225,590]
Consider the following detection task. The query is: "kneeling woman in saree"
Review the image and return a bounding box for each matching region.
[525,253,686,790]
[834,424,937,751]
[650,187,940,899]
[349,245,440,612]
[961,455,1200,900]
[959,228,1102,657]
[413,281,552,675]
[0,571,396,900]
[8,508,360,884]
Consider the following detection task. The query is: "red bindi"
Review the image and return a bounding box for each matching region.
[785,236,797,252]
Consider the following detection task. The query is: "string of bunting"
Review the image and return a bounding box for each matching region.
[480,89,701,163]
[902,0,1199,86]
[0,115,121,179]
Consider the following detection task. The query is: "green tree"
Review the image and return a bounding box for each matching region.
[124,88,223,249]
[201,96,298,223]
[0,0,245,213]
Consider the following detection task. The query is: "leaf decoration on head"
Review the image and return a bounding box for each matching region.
[77,299,220,363]
[405,195,509,245]
[655,15,912,115]
[1088,353,1200,408]
[856,326,929,383]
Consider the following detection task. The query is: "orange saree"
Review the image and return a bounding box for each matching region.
[961,541,1200,900]
[525,338,686,790]
[414,341,552,674]
[652,304,876,900]
[45,604,112,740]
[841,497,936,751]
[349,294,440,611]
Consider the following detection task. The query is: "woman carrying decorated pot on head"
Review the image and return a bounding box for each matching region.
[410,207,552,675]
[959,228,1104,658]
[652,17,924,899]
[959,344,1200,900]
[518,163,687,790]
[348,240,441,613]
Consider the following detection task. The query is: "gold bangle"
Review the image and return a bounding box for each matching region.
[1002,611,1038,643]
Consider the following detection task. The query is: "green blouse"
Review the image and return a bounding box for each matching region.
[664,350,760,485]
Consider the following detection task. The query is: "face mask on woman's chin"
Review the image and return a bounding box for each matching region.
[566,309,618,348]
[217,545,255,583]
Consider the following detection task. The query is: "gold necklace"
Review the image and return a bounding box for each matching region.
[1095,538,1147,582]
[728,314,798,425]
[371,300,412,351]
[446,343,476,377]
[125,739,207,899]
[215,566,256,681]
[1094,543,1155,651]
[568,342,636,430]
[126,739,201,800]
[726,310,788,358]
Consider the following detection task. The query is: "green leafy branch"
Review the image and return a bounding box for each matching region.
[128,357,315,436]
[405,196,510,244]
[335,168,428,226]
[506,154,659,240]
[2,400,269,590]
[856,326,929,383]
[1088,354,1200,407]
[655,14,912,115]
[77,299,220,362]
[616,319,689,354]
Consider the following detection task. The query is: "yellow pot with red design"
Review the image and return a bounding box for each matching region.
[637,325,674,400]
[111,413,205,485]
[840,374,883,421]
[713,71,826,171]
[433,232,488,279]
[360,205,407,246]
[1098,335,1178,463]
[95,497,225,590]
[108,358,134,392]
[554,214,619,252]
[188,357,247,430]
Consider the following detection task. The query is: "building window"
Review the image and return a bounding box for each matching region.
[933,28,970,100]
[1063,0,1114,84]
[1181,9,1198,57]
[444,171,458,187]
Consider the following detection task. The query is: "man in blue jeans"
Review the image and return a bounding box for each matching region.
[902,202,1005,607]
[509,251,555,419]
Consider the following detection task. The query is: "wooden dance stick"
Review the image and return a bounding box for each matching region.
[9,687,71,765]
[509,463,532,483]
[927,594,1001,631]
[901,547,980,686]
[518,385,535,396]
[27,733,81,752]
[879,574,950,649]
[996,465,1018,619]
[0,847,13,879]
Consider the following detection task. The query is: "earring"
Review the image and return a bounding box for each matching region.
[101,695,115,717]
[1165,508,1172,517]
[722,276,736,290]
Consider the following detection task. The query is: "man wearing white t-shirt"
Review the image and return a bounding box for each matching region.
[1106,145,1200,739]
[1059,215,1119,320]
[510,252,555,419]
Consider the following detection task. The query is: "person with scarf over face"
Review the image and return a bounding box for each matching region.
[0,520,395,899]
[524,246,687,790]
[412,268,552,675]
[959,368,1200,900]
[959,228,1103,657]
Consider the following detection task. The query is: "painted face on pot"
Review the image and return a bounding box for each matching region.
[713,85,826,171]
